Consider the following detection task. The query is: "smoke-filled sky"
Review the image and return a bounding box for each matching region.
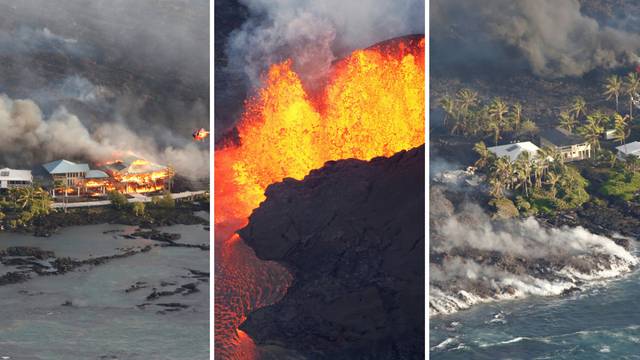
[215,0,425,137]
[431,0,640,77]
[0,0,209,179]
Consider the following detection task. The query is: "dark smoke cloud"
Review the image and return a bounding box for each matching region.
[0,94,209,180]
[431,0,640,77]
[216,0,424,136]
[0,0,209,180]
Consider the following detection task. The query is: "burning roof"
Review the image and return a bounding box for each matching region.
[103,156,167,175]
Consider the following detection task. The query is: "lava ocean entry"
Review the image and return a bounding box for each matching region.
[215,35,425,359]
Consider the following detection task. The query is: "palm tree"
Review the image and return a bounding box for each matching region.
[613,113,631,148]
[488,98,508,145]
[489,176,505,198]
[439,94,455,128]
[625,72,640,120]
[515,152,533,197]
[473,141,492,169]
[558,111,577,133]
[518,119,539,140]
[510,102,523,133]
[493,156,514,189]
[578,116,605,154]
[545,171,561,199]
[604,75,622,112]
[16,187,34,209]
[456,88,479,114]
[570,96,587,121]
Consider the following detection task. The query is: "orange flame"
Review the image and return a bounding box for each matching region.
[193,128,210,141]
[215,37,425,224]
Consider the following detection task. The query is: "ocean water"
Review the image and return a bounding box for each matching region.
[431,266,640,359]
[0,223,209,360]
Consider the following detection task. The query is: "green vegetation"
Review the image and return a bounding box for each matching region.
[0,186,52,229]
[107,191,128,210]
[600,170,640,201]
[440,89,538,144]
[488,197,519,219]
[152,193,175,209]
[475,141,590,215]
[132,202,146,217]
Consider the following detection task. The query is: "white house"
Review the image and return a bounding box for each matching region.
[616,141,640,160]
[487,142,541,162]
[0,168,33,190]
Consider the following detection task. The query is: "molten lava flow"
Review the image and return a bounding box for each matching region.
[215,37,425,224]
[214,37,424,358]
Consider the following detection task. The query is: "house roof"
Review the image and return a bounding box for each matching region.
[540,127,587,147]
[616,141,640,156]
[104,156,166,175]
[0,168,33,181]
[487,141,541,162]
[86,170,109,179]
[42,160,90,174]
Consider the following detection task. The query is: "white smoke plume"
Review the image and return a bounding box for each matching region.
[227,0,425,87]
[430,201,637,316]
[0,94,209,180]
[431,0,640,77]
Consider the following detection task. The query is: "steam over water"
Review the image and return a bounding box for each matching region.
[431,257,640,359]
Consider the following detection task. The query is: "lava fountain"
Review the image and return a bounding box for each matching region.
[214,35,425,359]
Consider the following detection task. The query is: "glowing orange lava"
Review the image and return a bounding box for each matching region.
[215,37,425,225]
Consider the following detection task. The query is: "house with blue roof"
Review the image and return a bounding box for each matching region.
[42,159,94,197]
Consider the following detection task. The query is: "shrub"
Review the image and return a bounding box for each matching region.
[132,202,146,217]
[152,193,175,209]
[489,197,519,219]
[108,191,128,210]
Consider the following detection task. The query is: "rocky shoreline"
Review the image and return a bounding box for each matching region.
[430,179,639,317]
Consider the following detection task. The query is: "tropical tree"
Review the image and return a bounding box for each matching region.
[518,119,539,139]
[488,98,509,144]
[456,88,479,114]
[473,141,492,169]
[578,116,605,154]
[545,171,561,199]
[558,111,577,133]
[492,156,514,190]
[510,102,523,133]
[625,72,640,120]
[515,151,533,197]
[613,113,631,148]
[604,75,622,112]
[569,96,587,121]
[439,94,455,128]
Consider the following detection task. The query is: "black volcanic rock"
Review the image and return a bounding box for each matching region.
[238,146,425,359]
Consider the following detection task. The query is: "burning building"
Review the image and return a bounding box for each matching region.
[42,159,90,197]
[102,156,173,194]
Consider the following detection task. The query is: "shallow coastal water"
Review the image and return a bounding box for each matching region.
[431,265,640,359]
[0,223,209,360]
